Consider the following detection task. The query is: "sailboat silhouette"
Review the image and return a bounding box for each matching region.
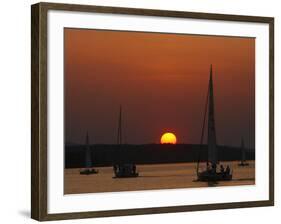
[196,65,232,182]
[113,105,139,178]
[80,132,99,175]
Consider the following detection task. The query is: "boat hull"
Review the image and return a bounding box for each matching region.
[197,170,232,182]
[238,162,249,166]
[114,173,139,178]
[80,168,99,175]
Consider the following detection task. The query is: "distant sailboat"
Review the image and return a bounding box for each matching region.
[238,137,249,166]
[80,132,99,175]
[196,65,232,182]
[113,105,139,178]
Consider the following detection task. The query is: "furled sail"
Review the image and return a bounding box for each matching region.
[207,65,218,165]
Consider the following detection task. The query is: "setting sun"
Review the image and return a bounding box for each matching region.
[160,132,177,144]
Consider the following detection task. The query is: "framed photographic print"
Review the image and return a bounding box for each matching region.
[31,2,274,221]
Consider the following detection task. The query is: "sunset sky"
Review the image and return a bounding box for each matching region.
[64,28,255,148]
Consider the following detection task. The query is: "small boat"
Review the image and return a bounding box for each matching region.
[80,168,99,175]
[238,138,249,166]
[113,164,139,178]
[196,65,232,182]
[113,106,139,178]
[80,132,99,175]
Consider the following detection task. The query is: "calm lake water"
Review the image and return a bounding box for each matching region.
[64,161,255,194]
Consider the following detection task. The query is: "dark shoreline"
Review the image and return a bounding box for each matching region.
[65,144,255,168]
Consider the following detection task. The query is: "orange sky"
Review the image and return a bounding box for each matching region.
[64,28,255,148]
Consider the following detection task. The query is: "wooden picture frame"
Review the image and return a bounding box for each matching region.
[31,2,274,221]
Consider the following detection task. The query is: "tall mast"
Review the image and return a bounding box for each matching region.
[207,65,218,165]
[85,131,92,168]
[197,79,209,171]
[86,131,89,145]
[241,137,246,162]
[117,105,122,145]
